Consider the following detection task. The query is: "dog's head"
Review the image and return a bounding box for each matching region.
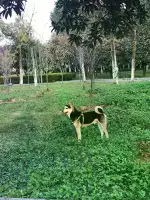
[63,103,74,117]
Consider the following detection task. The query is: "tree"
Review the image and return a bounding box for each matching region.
[131,29,137,81]
[48,34,76,74]
[31,46,37,86]
[52,0,147,83]
[135,1,150,77]
[0,46,14,85]
[52,0,146,43]
[0,0,26,19]
[0,16,36,85]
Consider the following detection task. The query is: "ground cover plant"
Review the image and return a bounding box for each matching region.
[0,82,150,200]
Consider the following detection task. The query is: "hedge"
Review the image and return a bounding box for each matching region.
[0,73,76,85]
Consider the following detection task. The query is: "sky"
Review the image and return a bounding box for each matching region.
[1,0,56,44]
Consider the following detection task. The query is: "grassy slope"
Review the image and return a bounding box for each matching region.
[0,82,150,200]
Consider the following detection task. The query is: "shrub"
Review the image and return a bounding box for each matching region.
[0,73,76,84]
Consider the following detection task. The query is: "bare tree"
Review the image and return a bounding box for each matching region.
[0,46,14,101]
[0,47,14,85]
[31,47,38,86]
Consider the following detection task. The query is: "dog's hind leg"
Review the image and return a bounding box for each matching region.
[98,123,104,138]
[101,120,109,139]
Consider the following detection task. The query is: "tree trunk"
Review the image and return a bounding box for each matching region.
[111,37,119,84]
[79,47,86,82]
[38,46,43,84]
[100,66,103,74]
[90,49,96,92]
[31,47,38,86]
[19,45,23,85]
[26,53,30,84]
[61,69,64,83]
[131,29,137,81]
[74,67,77,73]
[46,68,49,90]
[143,66,146,77]
[69,66,71,72]
[45,48,49,90]
[3,73,8,85]
[79,69,81,83]
[40,70,43,83]
[90,67,95,92]
[81,63,86,81]
[143,65,149,77]
[35,49,39,83]
[27,70,30,84]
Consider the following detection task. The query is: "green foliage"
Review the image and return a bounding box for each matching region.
[52,0,147,46]
[0,82,150,199]
[0,0,26,19]
[47,35,77,72]
[50,1,150,74]
[0,73,76,84]
[0,17,35,74]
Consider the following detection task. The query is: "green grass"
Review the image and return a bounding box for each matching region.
[0,82,150,200]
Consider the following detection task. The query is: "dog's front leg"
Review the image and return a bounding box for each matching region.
[74,122,81,141]
[76,127,81,141]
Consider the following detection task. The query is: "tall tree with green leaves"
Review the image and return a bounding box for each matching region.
[51,9,87,83]
[48,34,76,74]
[51,0,147,83]
[0,17,34,84]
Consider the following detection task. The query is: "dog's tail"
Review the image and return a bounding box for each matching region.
[95,106,104,114]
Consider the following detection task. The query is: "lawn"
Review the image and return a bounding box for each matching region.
[0,82,150,200]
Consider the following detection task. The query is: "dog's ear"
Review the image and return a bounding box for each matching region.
[68,103,74,111]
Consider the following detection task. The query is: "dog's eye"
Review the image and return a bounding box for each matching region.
[66,104,71,108]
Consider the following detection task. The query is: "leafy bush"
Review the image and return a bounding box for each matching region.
[0,73,76,84]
